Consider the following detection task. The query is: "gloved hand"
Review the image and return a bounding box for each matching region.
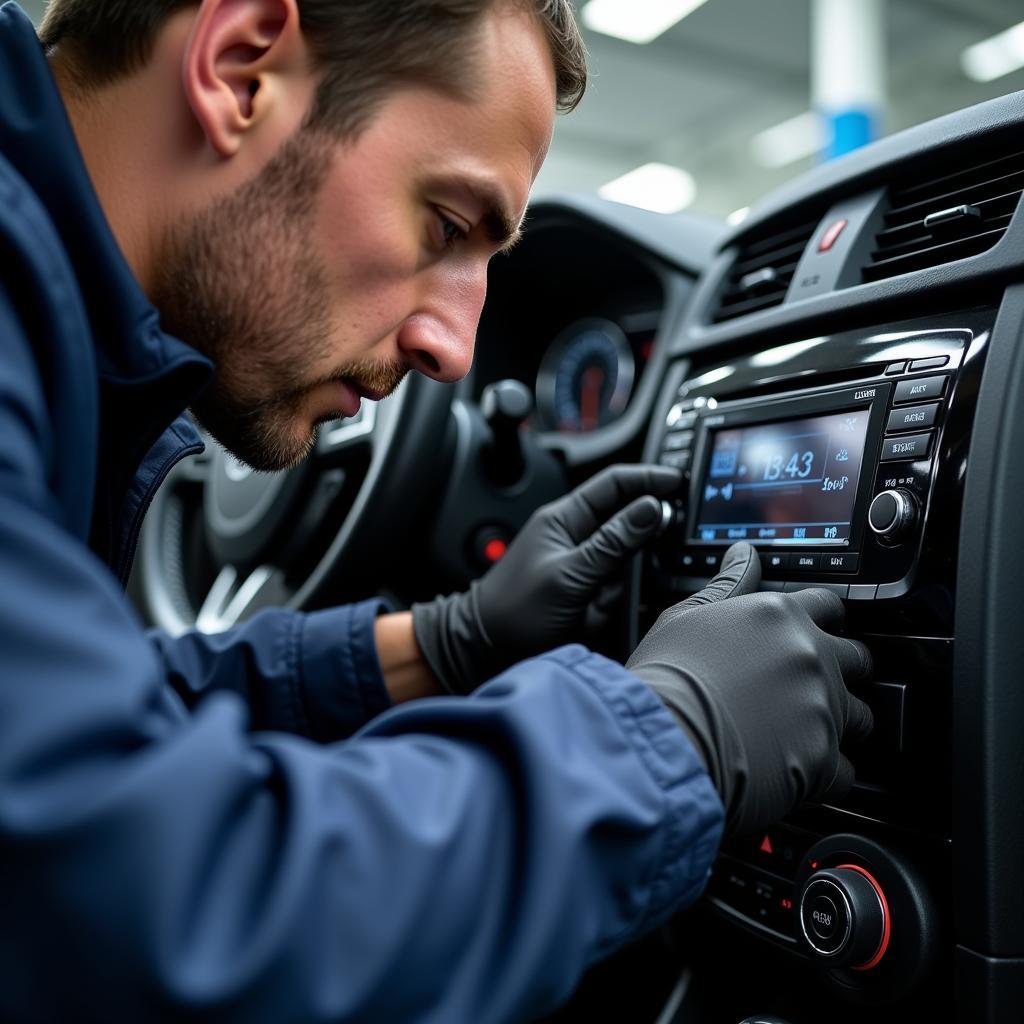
[627,542,874,837]
[412,464,682,694]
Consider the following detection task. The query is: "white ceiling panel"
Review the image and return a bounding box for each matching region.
[15,0,1024,218]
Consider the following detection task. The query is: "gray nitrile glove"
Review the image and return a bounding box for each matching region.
[627,542,874,837]
[412,464,682,693]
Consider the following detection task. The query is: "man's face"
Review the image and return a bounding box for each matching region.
[155,4,556,471]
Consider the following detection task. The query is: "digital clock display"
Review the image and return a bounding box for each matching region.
[692,408,871,545]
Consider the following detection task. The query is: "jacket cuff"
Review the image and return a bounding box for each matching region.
[549,647,725,947]
[299,600,392,742]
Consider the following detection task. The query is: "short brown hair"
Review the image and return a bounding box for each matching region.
[40,0,587,134]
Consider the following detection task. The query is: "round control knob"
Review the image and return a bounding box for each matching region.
[798,865,890,970]
[868,488,918,544]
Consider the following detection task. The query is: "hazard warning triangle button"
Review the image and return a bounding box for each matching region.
[759,835,774,855]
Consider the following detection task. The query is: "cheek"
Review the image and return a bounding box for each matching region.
[316,205,423,326]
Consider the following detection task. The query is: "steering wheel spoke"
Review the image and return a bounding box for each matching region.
[195,564,288,633]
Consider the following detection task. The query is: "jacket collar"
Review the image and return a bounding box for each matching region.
[0,2,212,393]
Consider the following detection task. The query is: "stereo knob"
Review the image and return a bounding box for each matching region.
[868,488,918,544]
[798,865,890,970]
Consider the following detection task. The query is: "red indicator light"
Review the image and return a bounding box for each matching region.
[818,218,848,253]
[780,898,793,911]
[759,835,774,854]
[810,860,819,870]
[483,538,508,563]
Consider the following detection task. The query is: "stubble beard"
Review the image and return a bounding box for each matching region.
[153,128,407,472]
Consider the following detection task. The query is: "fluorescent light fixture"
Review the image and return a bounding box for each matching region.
[961,21,1024,83]
[599,163,697,214]
[727,206,750,226]
[581,0,710,45]
[750,111,829,169]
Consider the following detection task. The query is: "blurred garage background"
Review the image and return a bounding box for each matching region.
[21,0,1024,219]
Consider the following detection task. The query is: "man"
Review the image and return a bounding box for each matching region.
[0,0,872,1020]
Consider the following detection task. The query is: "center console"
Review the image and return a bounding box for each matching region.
[638,308,993,1015]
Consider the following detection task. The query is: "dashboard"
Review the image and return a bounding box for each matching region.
[508,96,1024,1024]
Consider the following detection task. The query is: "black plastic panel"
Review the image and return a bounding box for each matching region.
[954,285,1024,959]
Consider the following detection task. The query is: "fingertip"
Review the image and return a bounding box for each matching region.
[820,754,856,805]
[648,465,684,494]
[788,586,846,629]
[847,693,875,741]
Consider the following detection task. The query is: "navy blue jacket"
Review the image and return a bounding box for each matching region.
[0,4,724,1021]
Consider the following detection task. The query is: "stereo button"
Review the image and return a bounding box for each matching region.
[792,553,820,571]
[761,552,790,573]
[909,355,949,371]
[886,404,938,432]
[881,432,932,461]
[663,430,694,450]
[894,376,946,403]
[823,552,859,572]
[658,450,691,470]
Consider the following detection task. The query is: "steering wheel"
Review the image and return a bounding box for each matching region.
[136,375,453,634]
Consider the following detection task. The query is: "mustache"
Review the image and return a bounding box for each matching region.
[337,357,410,400]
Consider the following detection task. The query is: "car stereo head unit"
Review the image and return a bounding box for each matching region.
[651,321,977,600]
[692,389,880,550]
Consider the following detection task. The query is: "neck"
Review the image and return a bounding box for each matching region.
[47,16,202,298]
[51,63,157,293]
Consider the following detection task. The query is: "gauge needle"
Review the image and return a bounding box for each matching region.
[580,366,604,431]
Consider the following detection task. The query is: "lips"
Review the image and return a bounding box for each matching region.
[352,384,389,402]
[331,379,362,418]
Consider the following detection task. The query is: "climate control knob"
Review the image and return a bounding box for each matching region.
[868,488,918,544]
[798,865,890,970]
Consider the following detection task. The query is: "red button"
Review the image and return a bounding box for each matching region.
[818,218,848,253]
[483,538,508,563]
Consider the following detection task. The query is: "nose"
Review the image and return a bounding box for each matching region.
[396,262,487,383]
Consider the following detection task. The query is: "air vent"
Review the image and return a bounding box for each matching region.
[712,218,819,323]
[863,148,1024,283]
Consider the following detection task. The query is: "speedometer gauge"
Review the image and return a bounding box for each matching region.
[536,318,635,433]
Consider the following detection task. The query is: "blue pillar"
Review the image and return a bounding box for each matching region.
[812,0,886,160]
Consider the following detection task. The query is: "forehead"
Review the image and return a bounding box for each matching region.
[334,5,557,218]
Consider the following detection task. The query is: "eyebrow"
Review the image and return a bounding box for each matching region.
[445,178,524,253]
[479,191,523,254]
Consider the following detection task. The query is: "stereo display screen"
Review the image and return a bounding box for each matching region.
[692,408,871,545]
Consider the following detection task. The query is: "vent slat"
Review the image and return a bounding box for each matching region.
[884,171,1024,225]
[876,189,1017,243]
[712,218,818,323]
[890,148,1024,206]
[714,291,789,319]
[730,243,807,277]
[863,227,1005,282]
[872,212,1015,262]
[862,144,1024,284]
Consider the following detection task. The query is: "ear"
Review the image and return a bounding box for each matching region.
[182,0,306,158]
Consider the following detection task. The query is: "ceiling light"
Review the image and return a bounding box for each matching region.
[961,21,1024,83]
[599,164,697,214]
[581,0,710,45]
[750,111,829,169]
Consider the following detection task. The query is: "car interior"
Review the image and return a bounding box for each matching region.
[130,83,1024,1023]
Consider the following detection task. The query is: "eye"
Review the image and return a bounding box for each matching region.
[436,209,468,250]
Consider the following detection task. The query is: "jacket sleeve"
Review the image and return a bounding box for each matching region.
[0,299,724,1024]
[148,602,393,742]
